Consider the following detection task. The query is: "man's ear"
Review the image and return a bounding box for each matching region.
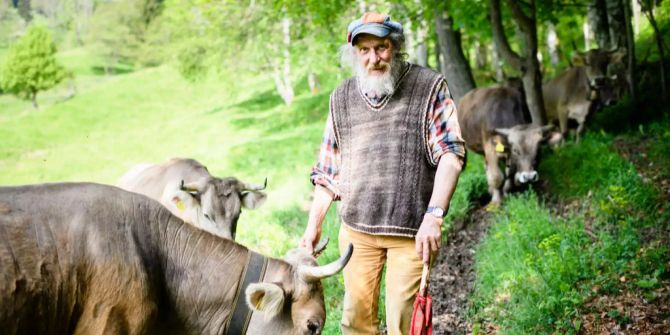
[245,283,285,320]
[241,191,267,209]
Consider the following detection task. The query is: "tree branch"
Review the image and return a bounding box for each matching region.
[489,0,524,70]
[505,0,534,34]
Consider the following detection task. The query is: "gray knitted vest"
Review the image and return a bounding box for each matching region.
[330,63,444,237]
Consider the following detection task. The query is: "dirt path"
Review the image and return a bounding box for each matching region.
[429,205,491,335]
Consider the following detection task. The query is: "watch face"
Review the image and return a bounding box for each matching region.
[428,207,444,217]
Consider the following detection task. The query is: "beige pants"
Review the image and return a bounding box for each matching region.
[338,224,424,335]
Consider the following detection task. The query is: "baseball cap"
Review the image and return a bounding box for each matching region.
[347,12,403,46]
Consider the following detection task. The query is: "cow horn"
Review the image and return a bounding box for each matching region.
[298,243,353,282]
[243,177,267,191]
[312,237,330,257]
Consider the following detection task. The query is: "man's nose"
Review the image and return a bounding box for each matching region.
[369,51,380,64]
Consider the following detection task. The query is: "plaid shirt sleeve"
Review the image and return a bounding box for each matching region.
[427,80,466,165]
[310,113,342,200]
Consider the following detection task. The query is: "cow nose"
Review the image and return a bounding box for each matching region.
[528,171,539,182]
[307,320,321,334]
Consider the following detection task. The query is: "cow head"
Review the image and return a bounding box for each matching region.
[164,177,267,239]
[493,124,561,186]
[573,48,626,106]
[245,244,354,335]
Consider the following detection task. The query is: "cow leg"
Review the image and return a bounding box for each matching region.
[575,122,584,143]
[483,142,504,205]
[503,165,516,194]
[558,105,569,144]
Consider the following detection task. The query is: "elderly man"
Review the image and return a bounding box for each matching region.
[299,13,466,335]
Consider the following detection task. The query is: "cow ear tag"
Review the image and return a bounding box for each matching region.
[495,140,505,153]
[175,199,186,211]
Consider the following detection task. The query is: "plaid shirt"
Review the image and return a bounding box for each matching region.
[311,80,466,200]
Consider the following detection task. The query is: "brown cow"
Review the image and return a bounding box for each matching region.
[118,158,267,240]
[458,81,559,204]
[543,49,626,142]
[0,183,351,335]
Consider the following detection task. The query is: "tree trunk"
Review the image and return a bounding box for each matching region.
[490,0,547,125]
[606,0,627,49]
[588,0,611,49]
[491,41,504,82]
[273,16,294,105]
[632,0,641,35]
[415,23,429,67]
[640,0,666,103]
[624,0,638,107]
[475,39,488,70]
[31,91,38,109]
[546,22,560,66]
[583,21,592,50]
[434,9,475,105]
[307,72,321,95]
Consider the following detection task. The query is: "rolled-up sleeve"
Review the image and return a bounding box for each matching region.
[427,80,466,166]
[310,113,341,200]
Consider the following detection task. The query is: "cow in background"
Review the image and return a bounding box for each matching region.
[543,49,627,142]
[0,183,351,335]
[118,158,266,240]
[458,79,560,205]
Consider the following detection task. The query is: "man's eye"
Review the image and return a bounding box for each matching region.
[359,47,368,53]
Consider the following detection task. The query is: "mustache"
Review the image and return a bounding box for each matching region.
[368,62,390,72]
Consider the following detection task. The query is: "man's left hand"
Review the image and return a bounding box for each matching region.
[415,214,442,264]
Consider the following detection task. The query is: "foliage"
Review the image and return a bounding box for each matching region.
[0,24,65,106]
[0,6,25,48]
[86,0,145,72]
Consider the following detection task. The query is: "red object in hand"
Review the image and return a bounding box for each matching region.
[410,263,433,335]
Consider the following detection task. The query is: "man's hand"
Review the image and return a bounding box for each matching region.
[299,224,322,254]
[415,214,442,264]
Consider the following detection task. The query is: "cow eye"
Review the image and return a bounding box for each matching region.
[204,213,212,220]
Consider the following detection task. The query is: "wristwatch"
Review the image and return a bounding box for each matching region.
[426,206,446,219]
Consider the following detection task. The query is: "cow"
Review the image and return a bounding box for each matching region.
[458,80,560,205]
[0,182,352,335]
[543,48,626,143]
[117,158,267,240]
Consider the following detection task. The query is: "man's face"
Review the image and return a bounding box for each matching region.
[355,34,394,76]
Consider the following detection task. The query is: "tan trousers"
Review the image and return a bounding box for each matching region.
[338,224,424,335]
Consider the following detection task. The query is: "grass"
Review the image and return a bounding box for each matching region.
[469,129,669,334]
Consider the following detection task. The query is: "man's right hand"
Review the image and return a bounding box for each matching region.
[299,224,322,254]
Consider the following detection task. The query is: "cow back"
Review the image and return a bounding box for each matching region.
[458,86,530,153]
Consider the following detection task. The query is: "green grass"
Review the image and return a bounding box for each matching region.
[469,130,669,334]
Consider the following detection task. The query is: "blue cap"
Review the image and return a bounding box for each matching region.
[347,13,403,46]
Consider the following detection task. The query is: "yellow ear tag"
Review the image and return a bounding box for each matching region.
[175,199,185,211]
[495,141,505,153]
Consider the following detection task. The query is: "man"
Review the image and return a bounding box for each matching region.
[299,13,465,335]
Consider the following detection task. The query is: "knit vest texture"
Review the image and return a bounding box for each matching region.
[330,63,444,237]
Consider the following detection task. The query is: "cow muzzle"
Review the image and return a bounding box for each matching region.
[515,171,539,184]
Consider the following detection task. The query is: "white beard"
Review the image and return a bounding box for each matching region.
[355,56,404,99]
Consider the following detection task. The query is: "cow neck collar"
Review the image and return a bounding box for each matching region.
[226,250,268,335]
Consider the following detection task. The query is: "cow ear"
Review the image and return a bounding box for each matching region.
[245,283,285,320]
[241,191,267,209]
[493,128,512,138]
[181,177,209,193]
[572,52,586,66]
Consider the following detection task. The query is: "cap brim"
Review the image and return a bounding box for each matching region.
[351,24,392,44]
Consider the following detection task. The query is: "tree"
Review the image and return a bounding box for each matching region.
[490,0,546,125]
[588,0,611,49]
[0,25,66,108]
[434,7,475,105]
